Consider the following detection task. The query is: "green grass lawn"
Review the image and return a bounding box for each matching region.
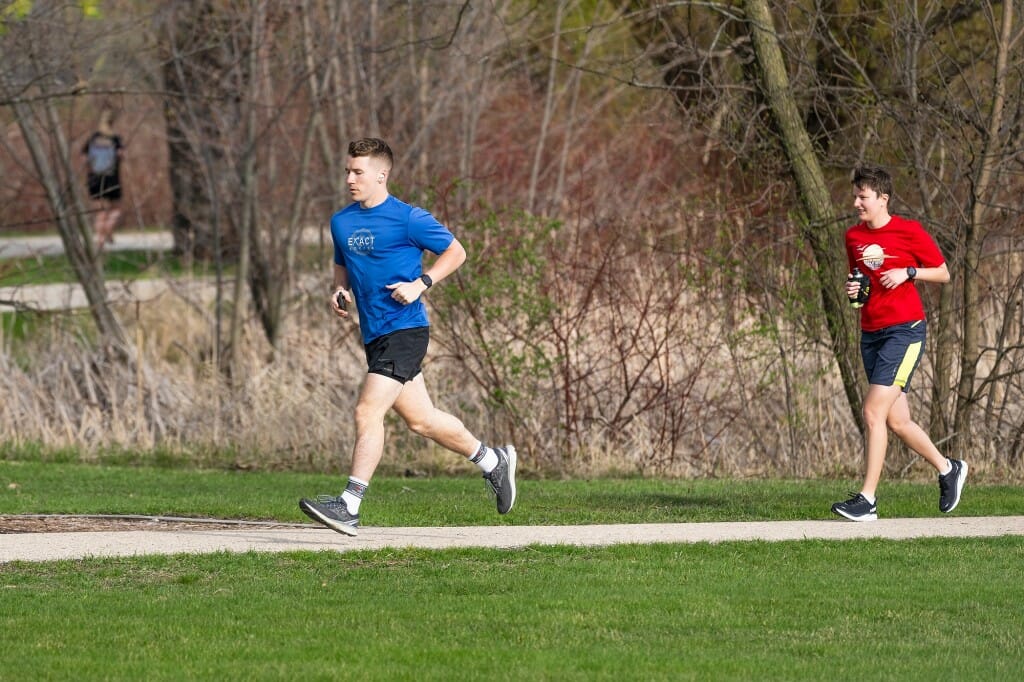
[1,459,1021,524]
[0,249,192,287]
[1,460,1022,680]
[0,244,324,288]
[1,539,1021,680]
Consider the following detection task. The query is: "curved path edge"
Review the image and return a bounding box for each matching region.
[3,516,1023,563]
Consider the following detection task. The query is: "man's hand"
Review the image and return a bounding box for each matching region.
[331,288,351,317]
[386,279,429,305]
[879,268,911,289]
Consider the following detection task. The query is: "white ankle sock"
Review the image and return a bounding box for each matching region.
[939,459,953,476]
[861,492,876,505]
[341,490,362,513]
[341,476,369,513]
[471,443,498,474]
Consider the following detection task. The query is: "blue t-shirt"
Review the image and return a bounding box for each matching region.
[331,195,454,343]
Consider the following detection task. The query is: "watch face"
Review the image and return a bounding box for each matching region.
[907,267,917,280]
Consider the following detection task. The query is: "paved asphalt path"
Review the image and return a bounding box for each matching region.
[0,230,173,260]
[3,516,1023,563]
[0,229,323,261]
[0,230,325,312]
[0,231,177,313]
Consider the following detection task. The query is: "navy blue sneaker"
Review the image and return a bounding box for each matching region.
[939,459,968,513]
[831,492,877,521]
[483,445,517,514]
[299,495,359,536]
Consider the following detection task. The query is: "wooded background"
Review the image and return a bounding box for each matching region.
[2,1,1022,479]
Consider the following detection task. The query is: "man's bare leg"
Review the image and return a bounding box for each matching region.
[886,392,948,471]
[298,372,403,536]
[860,383,904,500]
[349,372,406,481]
[391,374,478,457]
[393,374,517,514]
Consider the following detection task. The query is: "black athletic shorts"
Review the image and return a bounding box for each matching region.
[87,173,122,201]
[860,320,926,392]
[363,326,429,383]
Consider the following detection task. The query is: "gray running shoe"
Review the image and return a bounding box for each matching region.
[299,495,359,536]
[938,459,968,513]
[831,492,877,521]
[483,445,517,514]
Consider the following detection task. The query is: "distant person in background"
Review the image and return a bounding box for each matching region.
[82,107,124,251]
[832,165,965,522]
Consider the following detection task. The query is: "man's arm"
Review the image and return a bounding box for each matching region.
[880,262,950,288]
[387,238,467,305]
[331,263,351,316]
[422,238,467,287]
[914,263,951,284]
[333,262,350,290]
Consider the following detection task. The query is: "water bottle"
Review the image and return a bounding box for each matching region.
[848,268,870,308]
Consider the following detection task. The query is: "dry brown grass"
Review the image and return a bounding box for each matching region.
[1,269,1014,482]
[2,294,359,471]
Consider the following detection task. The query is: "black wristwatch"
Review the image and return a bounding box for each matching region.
[419,274,433,289]
[906,266,917,281]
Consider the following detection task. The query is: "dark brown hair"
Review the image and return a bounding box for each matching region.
[348,138,393,169]
[852,165,893,200]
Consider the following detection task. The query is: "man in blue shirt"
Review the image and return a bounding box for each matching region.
[299,138,517,536]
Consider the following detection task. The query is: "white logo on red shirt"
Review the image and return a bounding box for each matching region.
[858,243,889,271]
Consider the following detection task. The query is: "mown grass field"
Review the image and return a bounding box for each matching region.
[0,245,323,287]
[1,460,1022,680]
[0,249,190,287]
[3,539,1022,681]
[1,459,1022,524]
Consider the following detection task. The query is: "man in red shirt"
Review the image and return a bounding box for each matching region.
[832,166,967,521]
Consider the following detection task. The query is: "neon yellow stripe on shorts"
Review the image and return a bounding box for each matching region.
[894,341,923,388]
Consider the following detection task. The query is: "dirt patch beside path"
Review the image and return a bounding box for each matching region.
[0,515,304,534]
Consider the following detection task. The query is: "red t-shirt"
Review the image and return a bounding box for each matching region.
[845,215,945,332]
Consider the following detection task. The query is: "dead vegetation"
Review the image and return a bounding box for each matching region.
[2,233,1021,482]
[3,3,1024,481]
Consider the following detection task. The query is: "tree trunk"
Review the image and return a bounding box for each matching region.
[742,0,864,429]
[159,0,239,262]
[227,0,263,376]
[7,93,126,351]
[528,0,564,214]
[954,0,1014,450]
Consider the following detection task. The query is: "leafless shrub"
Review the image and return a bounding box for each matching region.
[424,208,869,478]
[1,241,1016,481]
